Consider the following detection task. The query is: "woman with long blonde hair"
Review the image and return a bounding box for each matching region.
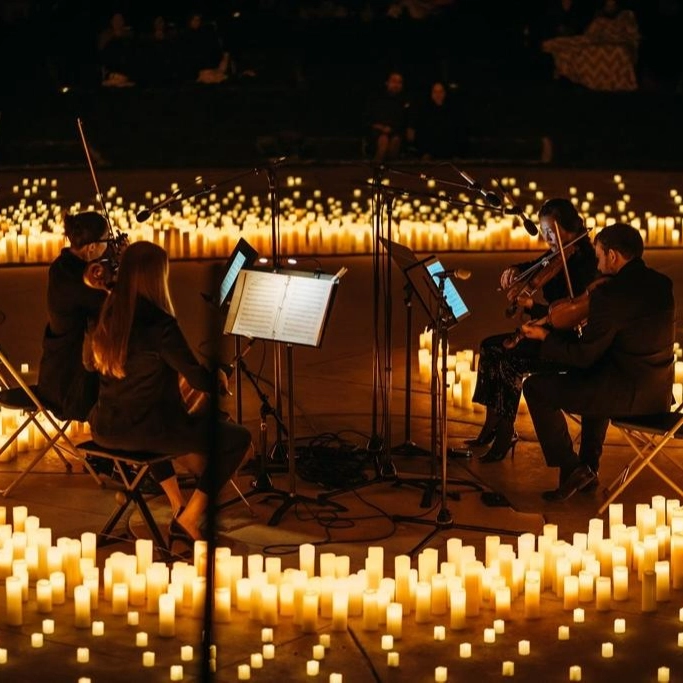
[89,241,252,543]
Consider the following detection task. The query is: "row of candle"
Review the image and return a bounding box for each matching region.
[417,340,683,411]
[1,172,683,264]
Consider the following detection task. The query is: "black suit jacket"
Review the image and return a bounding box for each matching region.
[540,258,675,415]
[37,249,107,419]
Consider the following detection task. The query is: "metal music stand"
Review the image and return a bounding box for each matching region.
[222,267,346,526]
[393,256,521,556]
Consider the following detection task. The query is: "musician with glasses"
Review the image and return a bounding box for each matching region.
[37,211,110,421]
[464,198,597,463]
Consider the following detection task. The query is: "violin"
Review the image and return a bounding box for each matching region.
[503,276,610,349]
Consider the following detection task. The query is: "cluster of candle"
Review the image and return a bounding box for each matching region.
[417,338,683,412]
[1,173,683,264]
[2,497,683,679]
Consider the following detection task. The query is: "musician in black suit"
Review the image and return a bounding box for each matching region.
[37,212,109,420]
[87,241,252,542]
[522,222,676,501]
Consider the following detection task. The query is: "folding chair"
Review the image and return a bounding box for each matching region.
[0,348,101,497]
[598,402,683,515]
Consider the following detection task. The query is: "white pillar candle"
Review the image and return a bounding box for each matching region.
[302,590,319,634]
[36,578,52,613]
[495,586,511,620]
[31,633,44,648]
[362,590,379,631]
[170,665,183,680]
[435,666,448,682]
[484,628,496,643]
[386,603,402,639]
[12,505,27,532]
[595,577,611,611]
[319,634,331,648]
[614,618,626,633]
[569,665,582,681]
[50,571,66,605]
[573,608,585,623]
[518,640,530,655]
[564,576,579,610]
[558,625,570,640]
[394,555,411,612]
[142,651,155,667]
[329,674,342,683]
[306,660,319,676]
[415,582,431,623]
[158,593,176,637]
[658,668,670,683]
[91,621,104,636]
[0,648,7,664]
[76,647,90,664]
[136,632,148,647]
[612,566,629,601]
[73,584,90,629]
[459,642,472,658]
[381,635,393,651]
[261,584,278,626]
[263,644,275,659]
[112,582,129,615]
[387,652,399,667]
[237,664,251,680]
[127,611,139,626]
[181,645,193,662]
[655,561,670,602]
[464,561,483,617]
[433,625,446,641]
[299,544,315,578]
[450,587,466,630]
[524,572,541,619]
[502,661,514,677]
[430,574,447,615]
[332,588,348,632]
[42,619,54,634]
[602,642,613,658]
[261,627,274,643]
[642,570,657,612]
[312,644,325,661]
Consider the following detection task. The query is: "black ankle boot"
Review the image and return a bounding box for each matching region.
[464,409,502,447]
[478,419,518,463]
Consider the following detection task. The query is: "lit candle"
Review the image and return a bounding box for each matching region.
[435,666,448,682]
[524,571,541,619]
[502,661,514,677]
[91,621,104,636]
[558,625,570,640]
[658,668,670,683]
[332,587,349,632]
[518,640,530,655]
[306,660,319,676]
[484,628,496,643]
[362,590,379,631]
[127,611,139,626]
[112,582,129,615]
[564,575,579,610]
[450,587,466,630]
[655,561,670,602]
[569,665,582,681]
[74,585,91,628]
[300,544,315,578]
[573,607,585,623]
[387,652,399,667]
[381,635,394,651]
[614,618,626,633]
[158,593,176,637]
[642,570,657,612]
[36,578,52,613]
[170,665,183,680]
[434,625,446,641]
[42,619,54,634]
[415,582,431,623]
[595,577,611,611]
[142,651,155,667]
[302,590,319,633]
[238,664,251,680]
[459,642,472,658]
[31,633,44,648]
[136,632,148,647]
[602,642,614,658]
[181,645,194,662]
[5,575,22,625]
[312,644,325,660]
[263,644,275,659]
[76,647,89,663]
[386,602,402,639]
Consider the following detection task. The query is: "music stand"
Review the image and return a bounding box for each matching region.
[223,267,346,525]
[394,256,520,555]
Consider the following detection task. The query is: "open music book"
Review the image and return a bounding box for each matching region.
[224,269,339,347]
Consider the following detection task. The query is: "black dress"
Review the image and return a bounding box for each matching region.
[89,296,251,489]
[37,249,107,420]
[471,237,598,420]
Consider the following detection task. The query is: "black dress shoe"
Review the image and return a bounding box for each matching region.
[579,475,600,493]
[478,432,519,463]
[542,465,596,502]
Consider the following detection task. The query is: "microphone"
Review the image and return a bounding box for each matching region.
[501,205,539,236]
[136,189,183,223]
[434,268,472,280]
[453,167,502,207]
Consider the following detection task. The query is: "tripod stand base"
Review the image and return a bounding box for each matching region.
[391,440,431,458]
[260,489,347,526]
[392,475,463,508]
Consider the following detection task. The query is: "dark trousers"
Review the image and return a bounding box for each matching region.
[523,372,610,475]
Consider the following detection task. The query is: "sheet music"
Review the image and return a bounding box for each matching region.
[225,270,336,346]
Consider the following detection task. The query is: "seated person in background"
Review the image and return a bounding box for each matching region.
[542,0,640,91]
[466,199,597,463]
[98,12,136,87]
[37,211,109,421]
[178,11,230,84]
[413,81,462,160]
[88,241,253,543]
[365,70,414,163]
[136,15,179,87]
[522,223,675,501]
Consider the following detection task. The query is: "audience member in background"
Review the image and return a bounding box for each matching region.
[37,212,109,420]
[136,15,178,87]
[178,11,230,84]
[542,0,640,91]
[98,12,136,87]
[413,81,463,160]
[365,70,414,163]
